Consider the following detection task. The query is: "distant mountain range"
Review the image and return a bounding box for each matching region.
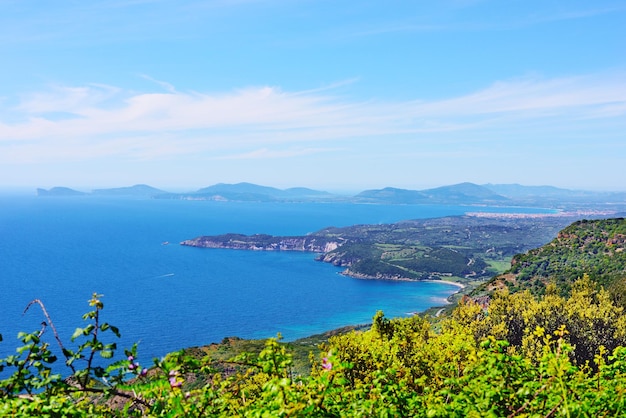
[355,182,509,205]
[35,182,337,201]
[36,187,88,197]
[482,184,626,204]
[35,182,626,209]
[159,182,337,202]
[91,184,167,197]
[37,184,167,198]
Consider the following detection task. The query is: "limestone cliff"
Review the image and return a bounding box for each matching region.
[180,233,343,253]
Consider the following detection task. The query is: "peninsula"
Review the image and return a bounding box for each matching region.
[181,213,593,284]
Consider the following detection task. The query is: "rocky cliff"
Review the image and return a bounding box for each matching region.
[180,233,343,253]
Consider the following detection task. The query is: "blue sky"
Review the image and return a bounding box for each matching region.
[1,0,625,192]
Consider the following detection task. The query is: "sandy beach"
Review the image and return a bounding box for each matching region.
[423,279,466,289]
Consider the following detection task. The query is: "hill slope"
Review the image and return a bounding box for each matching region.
[183,215,577,283]
[91,184,167,197]
[483,217,626,300]
[36,187,87,196]
[355,182,509,204]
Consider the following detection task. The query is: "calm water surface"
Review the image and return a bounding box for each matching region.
[0,196,550,363]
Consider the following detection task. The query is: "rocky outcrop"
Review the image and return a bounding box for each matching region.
[315,251,355,267]
[180,233,343,253]
[341,270,411,281]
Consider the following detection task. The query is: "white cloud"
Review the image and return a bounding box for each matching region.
[409,73,626,117]
[1,71,625,165]
[138,74,178,94]
[16,84,121,115]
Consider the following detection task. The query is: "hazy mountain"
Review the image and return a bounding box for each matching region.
[482,183,626,208]
[91,184,168,197]
[161,182,336,202]
[355,183,508,204]
[282,187,336,198]
[482,183,597,199]
[355,187,429,204]
[34,182,624,208]
[36,187,87,197]
[422,182,509,203]
[195,182,281,196]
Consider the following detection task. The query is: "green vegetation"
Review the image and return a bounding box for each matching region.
[318,215,574,282]
[4,217,626,416]
[482,218,626,302]
[187,215,576,284]
[3,278,626,416]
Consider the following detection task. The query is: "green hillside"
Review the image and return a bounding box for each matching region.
[482,218,626,302]
[185,215,576,285]
[315,215,575,283]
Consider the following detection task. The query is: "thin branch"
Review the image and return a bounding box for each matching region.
[544,398,564,418]
[23,299,77,374]
[507,380,552,418]
[82,308,100,389]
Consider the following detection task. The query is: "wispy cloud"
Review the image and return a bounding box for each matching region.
[218,147,341,160]
[409,73,626,117]
[16,84,121,114]
[526,4,626,25]
[1,71,625,164]
[139,74,178,93]
[344,3,626,38]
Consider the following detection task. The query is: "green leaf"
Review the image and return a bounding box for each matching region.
[94,366,106,377]
[101,350,114,359]
[71,327,84,341]
[110,325,121,338]
[83,324,95,335]
[17,345,31,355]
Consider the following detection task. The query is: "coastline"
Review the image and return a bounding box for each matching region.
[422,279,466,289]
[422,279,468,318]
[340,271,467,288]
[342,271,467,291]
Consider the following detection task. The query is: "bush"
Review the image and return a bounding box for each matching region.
[3,283,626,416]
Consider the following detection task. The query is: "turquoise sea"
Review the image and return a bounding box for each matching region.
[0,196,551,365]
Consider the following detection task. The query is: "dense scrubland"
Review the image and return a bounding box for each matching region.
[2,218,626,416]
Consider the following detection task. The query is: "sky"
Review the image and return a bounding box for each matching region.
[0,0,625,193]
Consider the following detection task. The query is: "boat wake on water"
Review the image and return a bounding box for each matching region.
[153,273,175,278]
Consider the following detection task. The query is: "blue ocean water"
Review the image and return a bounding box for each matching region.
[0,196,550,365]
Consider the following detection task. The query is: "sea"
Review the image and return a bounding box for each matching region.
[0,195,551,368]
